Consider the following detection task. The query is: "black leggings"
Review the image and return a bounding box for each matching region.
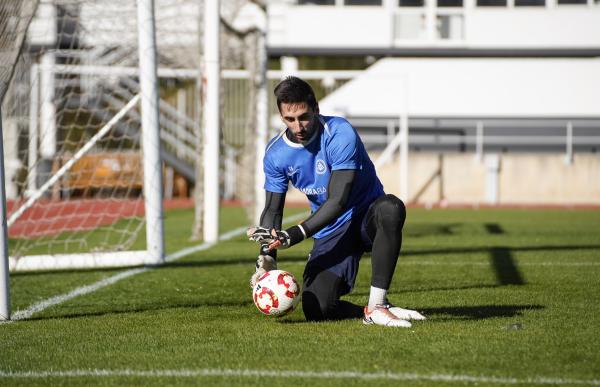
[302,194,406,321]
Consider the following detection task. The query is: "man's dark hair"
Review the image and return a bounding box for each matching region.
[273,76,319,113]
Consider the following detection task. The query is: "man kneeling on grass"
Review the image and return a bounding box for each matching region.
[247,76,426,327]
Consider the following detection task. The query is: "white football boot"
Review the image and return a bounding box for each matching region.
[363,305,412,328]
[384,301,427,321]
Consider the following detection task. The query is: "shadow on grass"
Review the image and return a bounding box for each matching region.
[404,223,463,237]
[276,304,546,325]
[20,297,544,326]
[9,255,309,277]
[156,242,600,271]
[420,304,544,321]
[485,223,505,234]
[11,244,599,278]
[159,255,309,270]
[490,246,525,285]
[10,266,135,277]
[351,283,503,298]
[402,244,600,258]
[23,299,256,322]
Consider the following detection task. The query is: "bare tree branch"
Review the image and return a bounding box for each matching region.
[248,0,267,12]
[220,14,262,39]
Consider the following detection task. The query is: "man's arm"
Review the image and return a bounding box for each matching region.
[260,191,285,229]
[258,191,286,256]
[299,169,355,237]
[269,169,356,250]
[246,191,286,287]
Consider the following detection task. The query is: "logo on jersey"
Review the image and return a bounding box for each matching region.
[286,166,299,177]
[315,159,327,175]
[300,186,327,196]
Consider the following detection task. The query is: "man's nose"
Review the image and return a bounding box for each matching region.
[291,120,303,131]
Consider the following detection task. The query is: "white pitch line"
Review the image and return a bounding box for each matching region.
[399,261,600,267]
[0,368,598,385]
[9,268,147,322]
[166,211,307,263]
[2,212,309,324]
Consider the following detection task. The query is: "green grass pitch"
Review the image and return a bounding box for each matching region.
[1,206,599,386]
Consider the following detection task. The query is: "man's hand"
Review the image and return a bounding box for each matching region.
[246,226,273,245]
[246,227,291,252]
[250,254,277,288]
[265,229,291,251]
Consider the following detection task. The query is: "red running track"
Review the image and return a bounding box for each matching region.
[7,198,194,238]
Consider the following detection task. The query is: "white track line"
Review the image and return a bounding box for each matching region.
[0,368,598,385]
[2,212,308,324]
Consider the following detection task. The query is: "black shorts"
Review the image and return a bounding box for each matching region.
[303,203,376,294]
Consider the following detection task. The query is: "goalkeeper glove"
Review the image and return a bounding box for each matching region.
[250,254,277,288]
[246,226,273,245]
[247,226,304,252]
[264,229,292,251]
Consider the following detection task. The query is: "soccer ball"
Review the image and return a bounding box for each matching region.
[252,270,301,316]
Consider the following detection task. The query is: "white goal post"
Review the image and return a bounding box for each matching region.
[4,0,165,272]
[0,0,178,319]
[1,106,11,320]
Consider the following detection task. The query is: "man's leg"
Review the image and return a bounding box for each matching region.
[363,194,425,324]
[302,267,363,321]
[364,194,406,299]
[301,219,365,322]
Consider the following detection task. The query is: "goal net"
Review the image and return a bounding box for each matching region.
[1,0,200,271]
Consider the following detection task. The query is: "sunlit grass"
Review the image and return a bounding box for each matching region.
[1,207,599,386]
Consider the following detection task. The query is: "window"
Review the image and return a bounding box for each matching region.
[344,0,383,4]
[437,14,464,39]
[557,0,587,4]
[297,0,335,4]
[438,0,463,7]
[298,0,383,5]
[515,0,545,5]
[399,0,425,5]
[477,0,507,5]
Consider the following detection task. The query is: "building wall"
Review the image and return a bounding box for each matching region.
[466,9,600,48]
[285,153,600,205]
[268,3,600,51]
[380,153,600,205]
[498,154,600,204]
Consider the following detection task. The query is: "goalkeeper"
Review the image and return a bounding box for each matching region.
[247,76,425,327]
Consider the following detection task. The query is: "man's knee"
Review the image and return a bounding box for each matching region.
[375,194,406,229]
[302,290,333,321]
[301,269,347,322]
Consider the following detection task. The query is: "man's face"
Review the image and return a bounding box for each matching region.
[279,102,319,144]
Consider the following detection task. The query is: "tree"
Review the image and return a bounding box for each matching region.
[191,0,268,240]
[221,0,268,225]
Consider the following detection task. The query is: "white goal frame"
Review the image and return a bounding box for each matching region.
[0,0,166,320]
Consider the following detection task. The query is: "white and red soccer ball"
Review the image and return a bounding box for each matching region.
[252,270,300,316]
